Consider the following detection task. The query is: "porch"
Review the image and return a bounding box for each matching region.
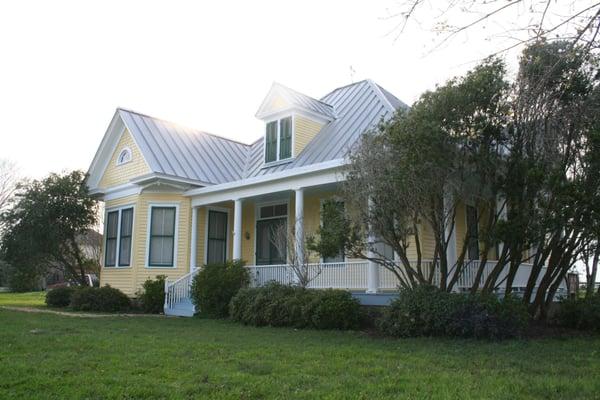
[164,258,548,315]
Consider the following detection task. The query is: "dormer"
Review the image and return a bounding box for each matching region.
[256,82,335,165]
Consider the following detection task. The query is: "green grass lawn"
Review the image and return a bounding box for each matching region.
[1,295,600,399]
[0,291,45,307]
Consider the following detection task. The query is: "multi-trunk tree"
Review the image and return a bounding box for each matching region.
[313,41,600,319]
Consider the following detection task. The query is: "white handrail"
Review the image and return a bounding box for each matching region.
[164,268,200,311]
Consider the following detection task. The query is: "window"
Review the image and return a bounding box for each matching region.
[105,211,119,267]
[104,207,134,268]
[148,206,176,267]
[264,117,292,163]
[206,210,228,264]
[466,205,479,260]
[279,117,292,160]
[118,208,133,266]
[117,147,132,165]
[256,203,288,265]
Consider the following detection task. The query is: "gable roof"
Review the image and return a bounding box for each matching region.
[88,79,406,191]
[118,109,249,184]
[243,79,402,178]
[255,82,336,121]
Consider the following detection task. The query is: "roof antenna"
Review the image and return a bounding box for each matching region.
[349,65,356,83]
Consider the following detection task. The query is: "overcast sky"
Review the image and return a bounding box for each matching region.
[0,1,554,178]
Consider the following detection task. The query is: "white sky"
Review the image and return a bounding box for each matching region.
[0,0,508,178]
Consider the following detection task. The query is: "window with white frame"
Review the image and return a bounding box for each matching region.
[117,147,132,165]
[264,116,292,163]
[104,207,134,267]
[148,206,177,267]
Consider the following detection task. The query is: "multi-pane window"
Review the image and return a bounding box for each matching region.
[148,207,176,267]
[207,210,228,264]
[466,205,480,260]
[264,117,292,163]
[104,207,134,268]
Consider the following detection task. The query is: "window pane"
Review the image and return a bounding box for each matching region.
[119,237,131,266]
[151,207,175,236]
[120,208,133,236]
[105,238,117,267]
[265,121,277,163]
[279,117,292,159]
[260,205,274,219]
[106,211,118,238]
[274,203,287,217]
[150,237,174,266]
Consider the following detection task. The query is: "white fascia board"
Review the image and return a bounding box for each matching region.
[130,172,210,188]
[187,159,347,207]
[96,183,142,202]
[86,111,125,190]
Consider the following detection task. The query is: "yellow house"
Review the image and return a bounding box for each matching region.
[87,80,510,316]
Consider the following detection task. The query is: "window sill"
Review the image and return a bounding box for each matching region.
[103,266,132,269]
[262,158,294,169]
[145,265,177,269]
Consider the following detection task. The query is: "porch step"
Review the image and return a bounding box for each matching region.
[164,298,195,317]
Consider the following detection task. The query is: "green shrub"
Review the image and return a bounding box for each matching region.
[191,260,249,318]
[138,275,166,314]
[70,286,130,312]
[45,286,76,308]
[230,282,362,330]
[555,295,600,332]
[377,286,529,339]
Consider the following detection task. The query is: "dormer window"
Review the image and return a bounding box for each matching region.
[117,147,132,165]
[265,116,292,163]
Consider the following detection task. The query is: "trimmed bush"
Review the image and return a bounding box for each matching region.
[377,286,528,339]
[191,260,250,318]
[555,295,600,332]
[45,286,76,308]
[138,275,166,314]
[70,286,130,312]
[229,282,362,330]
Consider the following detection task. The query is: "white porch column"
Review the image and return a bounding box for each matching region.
[233,199,243,260]
[366,198,379,293]
[294,188,305,266]
[445,194,458,269]
[190,206,198,273]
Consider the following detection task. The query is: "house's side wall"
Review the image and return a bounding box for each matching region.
[99,129,151,188]
[100,195,138,295]
[294,116,324,157]
[100,192,191,296]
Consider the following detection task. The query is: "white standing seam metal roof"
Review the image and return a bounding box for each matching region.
[111,79,406,187]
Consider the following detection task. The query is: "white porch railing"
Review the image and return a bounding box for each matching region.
[164,268,200,310]
[245,260,545,292]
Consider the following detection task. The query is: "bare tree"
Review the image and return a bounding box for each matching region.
[387,1,600,56]
[270,219,322,288]
[0,159,19,223]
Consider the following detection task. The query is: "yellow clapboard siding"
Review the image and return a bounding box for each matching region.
[99,129,150,188]
[293,115,323,157]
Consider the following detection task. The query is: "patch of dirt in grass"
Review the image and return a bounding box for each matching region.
[0,306,163,318]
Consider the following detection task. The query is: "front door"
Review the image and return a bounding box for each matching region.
[256,218,287,265]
